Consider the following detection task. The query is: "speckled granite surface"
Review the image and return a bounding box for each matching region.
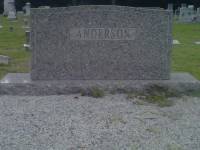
[30,5,173,80]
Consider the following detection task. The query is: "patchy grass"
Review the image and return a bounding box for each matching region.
[145,94,174,107]
[127,94,174,107]
[127,85,178,107]
[81,87,105,98]
[0,15,30,78]
[172,22,200,80]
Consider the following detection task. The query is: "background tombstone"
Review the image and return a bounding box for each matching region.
[24,30,31,51]
[174,7,180,20]
[3,0,15,16]
[22,18,30,29]
[0,55,10,65]
[72,0,77,6]
[188,5,195,21]
[8,11,16,20]
[196,8,200,22]
[0,17,3,28]
[25,2,31,16]
[111,0,117,5]
[3,0,10,16]
[17,11,24,17]
[179,6,195,23]
[181,3,187,8]
[197,8,200,14]
[168,3,173,11]
[7,1,16,20]
[38,6,50,9]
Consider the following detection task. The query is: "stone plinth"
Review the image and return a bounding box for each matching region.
[0,73,199,96]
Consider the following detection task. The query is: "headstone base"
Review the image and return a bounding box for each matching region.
[0,73,199,96]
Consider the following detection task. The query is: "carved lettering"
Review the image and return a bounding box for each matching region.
[70,28,136,40]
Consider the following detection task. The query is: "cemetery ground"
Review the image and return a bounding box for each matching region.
[0,15,30,79]
[0,15,200,149]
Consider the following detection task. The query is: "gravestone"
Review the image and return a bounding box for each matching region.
[8,11,16,20]
[179,6,195,23]
[24,30,31,51]
[111,0,117,5]
[181,3,187,8]
[1,5,200,96]
[174,7,180,20]
[4,0,16,18]
[22,18,30,29]
[25,2,31,16]
[7,1,16,19]
[197,8,200,22]
[17,11,24,17]
[197,8,200,14]
[4,0,13,16]
[0,18,3,28]
[38,6,51,9]
[31,6,172,80]
[0,55,10,64]
[168,3,173,11]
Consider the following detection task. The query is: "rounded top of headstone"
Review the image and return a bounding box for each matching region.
[188,5,194,9]
[31,5,170,15]
[7,0,15,2]
[8,1,15,4]
[38,6,50,9]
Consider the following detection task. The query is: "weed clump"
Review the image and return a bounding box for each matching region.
[81,87,105,98]
[127,85,179,107]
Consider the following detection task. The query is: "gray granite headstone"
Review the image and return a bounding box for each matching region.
[181,3,187,8]
[17,11,24,16]
[4,0,14,16]
[24,30,31,51]
[7,1,16,19]
[0,55,10,64]
[197,8,200,22]
[4,0,16,18]
[179,6,195,23]
[22,18,30,29]
[197,8,200,14]
[0,18,3,28]
[168,3,173,10]
[25,2,31,16]
[111,0,117,5]
[38,6,50,9]
[8,11,16,20]
[31,6,172,81]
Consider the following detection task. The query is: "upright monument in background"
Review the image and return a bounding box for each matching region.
[25,2,31,16]
[3,0,16,16]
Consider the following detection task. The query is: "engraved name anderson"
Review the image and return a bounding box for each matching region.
[70,28,136,40]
